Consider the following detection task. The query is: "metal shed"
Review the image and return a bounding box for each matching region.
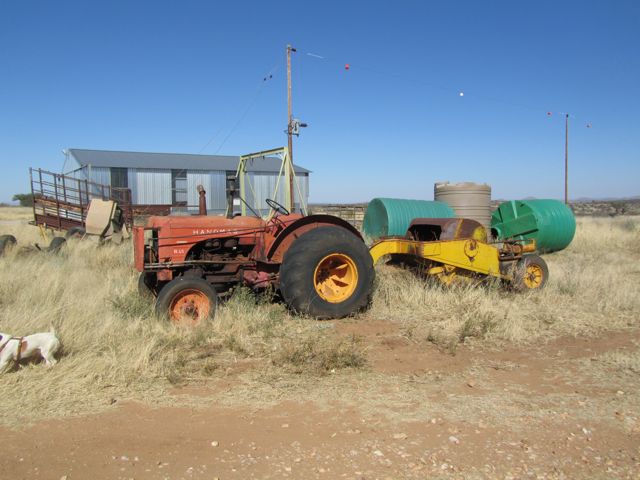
[62,148,310,215]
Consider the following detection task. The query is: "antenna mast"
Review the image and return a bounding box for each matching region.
[286,44,296,212]
[564,113,569,205]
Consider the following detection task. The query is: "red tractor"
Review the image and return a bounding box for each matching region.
[134,198,374,325]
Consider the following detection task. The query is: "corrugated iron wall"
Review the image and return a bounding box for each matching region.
[62,155,83,175]
[60,163,309,211]
[87,167,111,187]
[81,166,111,200]
[245,173,309,214]
[296,174,309,211]
[186,170,227,215]
[64,166,86,181]
[128,168,172,205]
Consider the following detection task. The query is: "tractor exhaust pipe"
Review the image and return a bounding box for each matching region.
[197,185,207,215]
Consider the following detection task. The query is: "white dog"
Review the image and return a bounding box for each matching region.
[0,331,61,373]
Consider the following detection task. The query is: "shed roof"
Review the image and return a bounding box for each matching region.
[67,148,310,174]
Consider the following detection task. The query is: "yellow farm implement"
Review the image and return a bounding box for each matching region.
[369,218,548,290]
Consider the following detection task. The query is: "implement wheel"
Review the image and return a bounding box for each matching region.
[511,254,548,291]
[279,226,374,319]
[155,277,217,326]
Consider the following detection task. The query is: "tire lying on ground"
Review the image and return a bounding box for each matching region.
[138,272,158,298]
[279,226,375,319]
[65,227,86,239]
[48,237,67,254]
[155,277,218,327]
[0,235,17,257]
[510,254,549,291]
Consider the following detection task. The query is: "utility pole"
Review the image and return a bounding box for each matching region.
[564,113,569,205]
[286,44,296,212]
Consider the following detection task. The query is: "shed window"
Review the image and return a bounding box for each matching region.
[110,168,128,189]
[172,169,187,206]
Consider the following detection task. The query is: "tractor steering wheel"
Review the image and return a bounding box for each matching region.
[266,198,290,216]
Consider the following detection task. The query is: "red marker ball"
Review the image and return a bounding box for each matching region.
[345,64,350,70]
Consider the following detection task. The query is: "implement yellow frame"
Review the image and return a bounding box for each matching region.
[369,238,503,279]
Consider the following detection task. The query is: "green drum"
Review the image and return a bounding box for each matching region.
[491,199,576,253]
[363,198,455,241]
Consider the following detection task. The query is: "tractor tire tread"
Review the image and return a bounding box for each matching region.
[280,226,374,319]
[511,254,549,291]
[48,237,67,253]
[155,276,218,325]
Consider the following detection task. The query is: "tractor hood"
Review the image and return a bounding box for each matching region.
[145,215,267,235]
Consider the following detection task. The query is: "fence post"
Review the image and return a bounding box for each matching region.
[77,178,84,226]
[61,174,67,207]
[53,174,61,230]
[30,168,37,224]
[84,179,90,224]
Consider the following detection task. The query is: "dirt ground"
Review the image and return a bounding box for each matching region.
[1,319,639,480]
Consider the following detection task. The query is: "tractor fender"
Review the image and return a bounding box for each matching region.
[267,214,363,263]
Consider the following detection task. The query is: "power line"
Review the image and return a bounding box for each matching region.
[302,49,593,127]
[214,81,268,154]
[198,125,225,154]
[197,63,280,155]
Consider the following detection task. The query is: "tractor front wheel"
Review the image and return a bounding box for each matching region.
[155,277,217,326]
[279,226,374,319]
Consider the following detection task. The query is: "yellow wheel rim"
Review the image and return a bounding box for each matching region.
[313,253,358,303]
[523,264,544,289]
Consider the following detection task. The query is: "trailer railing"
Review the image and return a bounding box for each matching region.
[30,168,133,231]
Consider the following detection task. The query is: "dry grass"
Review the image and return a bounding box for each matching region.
[272,334,366,374]
[596,349,640,374]
[0,214,638,425]
[369,216,640,349]
[0,221,361,425]
[0,206,32,222]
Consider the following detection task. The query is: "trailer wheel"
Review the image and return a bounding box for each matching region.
[279,226,374,319]
[65,227,86,239]
[511,254,548,291]
[155,277,217,326]
[0,235,17,256]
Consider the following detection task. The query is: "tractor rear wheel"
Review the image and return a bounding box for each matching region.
[155,277,217,326]
[511,254,548,291]
[279,226,374,319]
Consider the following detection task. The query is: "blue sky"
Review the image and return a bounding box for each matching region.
[1,0,638,203]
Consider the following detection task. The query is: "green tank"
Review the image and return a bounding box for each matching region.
[363,198,455,241]
[491,199,576,253]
